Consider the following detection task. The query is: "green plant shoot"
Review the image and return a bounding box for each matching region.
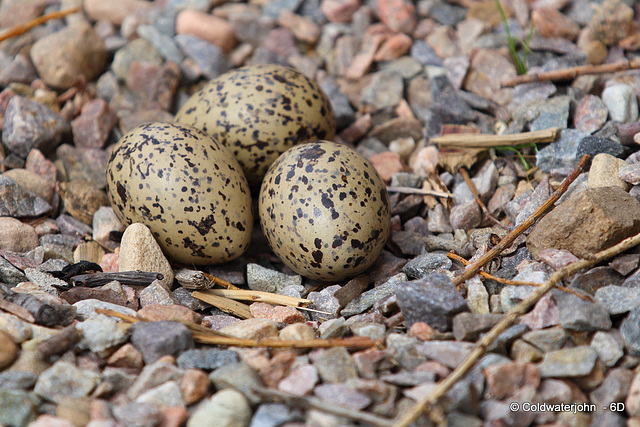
[496,0,534,75]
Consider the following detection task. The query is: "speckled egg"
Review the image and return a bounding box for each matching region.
[175,64,335,187]
[105,122,253,265]
[259,141,391,281]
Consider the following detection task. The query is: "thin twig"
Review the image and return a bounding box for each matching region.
[459,168,505,229]
[452,154,589,286]
[501,58,640,87]
[207,289,312,307]
[254,386,395,427]
[386,186,453,198]
[203,272,239,290]
[394,230,640,427]
[431,127,559,149]
[447,252,593,301]
[0,6,81,43]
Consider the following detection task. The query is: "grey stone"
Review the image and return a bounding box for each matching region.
[34,361,100,403]
[319,77,355,130]
[396,274,469,332]
[536,129,589,173]
[595,285,640,314]
[602,83,639,123]
[1,96,70,159]
[410,40,443,66]
[589,368,633,408]
[0,257,27,284]
[247,263,302,294]
[360,70,404,111]
[111,38,163,80]
[176,349,239,370]
[175,34,230,80]
[620,163,640,185]
[312,347,357,383]
[250,403,301,427]
[341,273,407,317]
[0,371,37,390]
[386,333,426,370]
[537,346,599,378]
[0,176,51,218]
[452,160,499,203]
[187,389,251,427]
[621,306,640,356]
[577,135,625,159]
[209,362,263,405]
[591,331,624,367]
[130,321,194,364]
[73,299,136,320]
[453,313,504,341]
[401,252,452,279]
[136,380,184,407]
[522,327,567,352]
[76,314,130,353]
[449,199,482,231]
[113,402,163,427]
[314,383,371,410]
[556,291,612,331]
[0,389,39,427]
[263,0,302,17]
[569,266,624,295]
[102,367,137,395]
[307,284,341,321]
[415,341,475,369]
[318,317,347,339]
[127,361,184,399]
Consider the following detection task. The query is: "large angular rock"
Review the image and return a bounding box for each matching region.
[527,187,640,259]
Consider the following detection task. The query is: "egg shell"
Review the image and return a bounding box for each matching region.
[105,122,253,265]
[259,141,391,281]
[175,64,336,187]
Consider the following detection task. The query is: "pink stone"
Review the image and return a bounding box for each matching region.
[321,0,361,24]
[25,149,57,182]
[180,369,209,406]
[338,113,372,144]
[352,348,387,379]
[345,33,385,79]
[464,49,516,105]
[259,351,297,388]
[377,0,416,33]
[27,415,74,427]
[373,33,412,61]
[278,10,320,44]
[408,321,434,341]
[369,151,406,182]
[484,362,540,400]
[538,248,581,270]
[249,302,306,324]
[532,8,580,40]
[278,364,319,396]
[176,10,236,52]
[84,0,152,26]
[71,99,117,148]
[519,294,560,330]
[100,252,119,273]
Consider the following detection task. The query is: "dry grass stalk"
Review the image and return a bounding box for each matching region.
[203,272,239,290]
[431,127,559,149]
[386,186,452,198]
[395,230,640,427]
[207,289,312,307]
[191,291,253,318]
[255,386,395,427]
[447,252,593,301]
[0,6,81,43]
[501,58,640,87]
[452,154,590,286]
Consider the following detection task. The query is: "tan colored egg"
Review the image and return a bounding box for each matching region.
[175,64,335,187]
[105,122,252,265]
[259,141,390,281]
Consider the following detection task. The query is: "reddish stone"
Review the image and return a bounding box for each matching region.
[137,304,202,324]
[374,33,412,61]
[484,362,541,400]
[176,9,236,52]
[369,151,407,183]
[180,369,209,406]
[532,8,580,40]
[377,0,416,33]
[106,343,143,369]
[321,0,361,24]
[249,302,306,324]
[71,99,117,148]
[260,351,297,388]
[408,321,434,341]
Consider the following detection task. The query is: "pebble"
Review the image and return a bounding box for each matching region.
[320,0,360,24]
[415,341,475,369]
[318,317,347,339]
[209,362,263,404]
[449,199,482,231]
[106,343,144,369]
[113,402,163,427]
[136,380,184,407]
[246,263,302,294]
[187,389,251,427]
[71,99,117,149]
[2,96,70,159]
[400,253,452,279]
[176,9,236,53]
[175,34,230,80]
[33,361,100,403]
[312,347,358,383]
[527,186,640,259]
[537,346,599,378]
[111,38,163,81]
[119,223,174,289]
[590,368,633,408]
[176,349,239,371]
[595,285,640,315]
[0,389,39,427]
[341,273,407,317]
[249,302,305,324]
[73,299,136,320]
[556,291,612,331]
[0,329,18,369]
[219,318,278,340]
[250,403,301,427]
[278,363,318,396]
[30,22,107,90]
[130,321,194,364]
[139,280,181,306]
[578,136,626,161]
[314,383,372,409]
[574,94,608,134]
[452,313,503,342]
[536,129,589,173]
[75,314,129,354]
[0,217,39,253]
[127,360,184,399]
[396,274,468,332]
[83,0,152,26]
[602,83,639,123]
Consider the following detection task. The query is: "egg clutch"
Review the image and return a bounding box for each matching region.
[105,64,391,281]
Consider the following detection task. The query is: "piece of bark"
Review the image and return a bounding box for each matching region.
[36,324,80,359]
[70,271,163,287]
[175,268,211,290]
